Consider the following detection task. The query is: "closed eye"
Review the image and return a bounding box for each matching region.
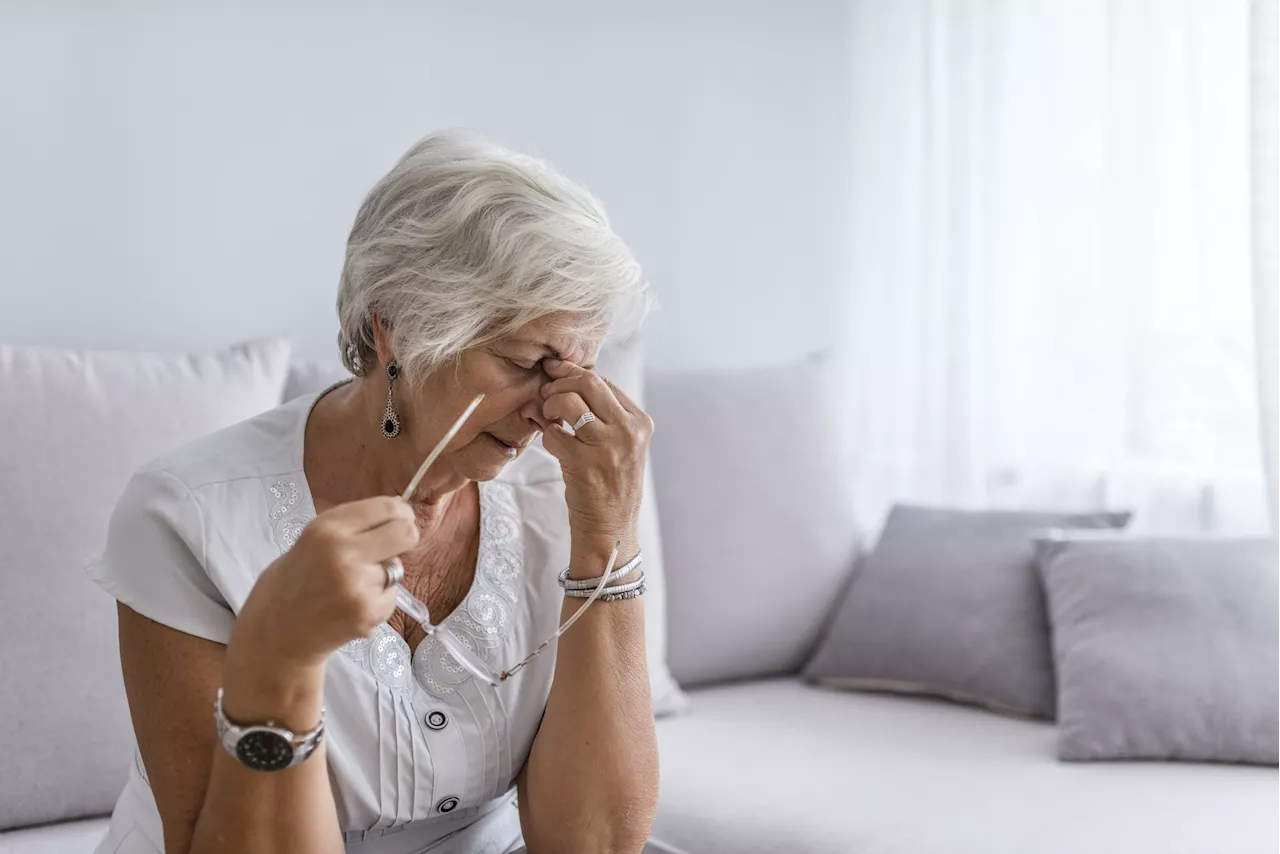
[507,358,540,373]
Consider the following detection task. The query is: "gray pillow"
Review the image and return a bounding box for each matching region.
[805,505,1131,718]
[1037,535,1279,764]
[0,338,292,830]
[647,357,863,687]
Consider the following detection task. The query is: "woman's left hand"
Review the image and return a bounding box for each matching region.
[534,359,652,553]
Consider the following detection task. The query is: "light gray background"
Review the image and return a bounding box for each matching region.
[0,1,853,371]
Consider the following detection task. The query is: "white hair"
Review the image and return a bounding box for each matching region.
[337,132,652,378]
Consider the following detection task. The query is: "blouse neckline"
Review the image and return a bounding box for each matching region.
[270,383,524,699]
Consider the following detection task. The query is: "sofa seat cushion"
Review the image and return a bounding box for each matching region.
[652,679,1278,854]
[0,818,108,854]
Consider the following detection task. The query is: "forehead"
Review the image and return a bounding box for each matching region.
[500,313,601,363]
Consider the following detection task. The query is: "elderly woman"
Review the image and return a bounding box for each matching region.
[89,133,659,854]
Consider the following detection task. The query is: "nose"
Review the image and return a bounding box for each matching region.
[518,395,545,427]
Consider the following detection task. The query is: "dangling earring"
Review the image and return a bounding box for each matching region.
[381,360,402,439]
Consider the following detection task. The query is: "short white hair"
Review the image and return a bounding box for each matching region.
[337,132,652,378]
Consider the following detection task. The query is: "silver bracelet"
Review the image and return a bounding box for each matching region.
[563,571,647,599]
[599,580,647,602]
[558,552,643,591]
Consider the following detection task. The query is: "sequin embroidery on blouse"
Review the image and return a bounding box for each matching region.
[267,477,312,550]
[412,480,523,697]
[265,472,524,698]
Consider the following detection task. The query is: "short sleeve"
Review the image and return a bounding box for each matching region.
[87,466,235,644]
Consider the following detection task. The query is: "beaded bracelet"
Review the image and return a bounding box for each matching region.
[563,571,647,599]
[558,552,643,591]
[599,581,647,602]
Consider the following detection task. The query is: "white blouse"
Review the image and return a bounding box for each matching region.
[89,390,571,854]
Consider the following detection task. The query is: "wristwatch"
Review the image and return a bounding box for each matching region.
[214,688,325,772]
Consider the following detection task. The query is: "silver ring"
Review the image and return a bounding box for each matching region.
[571,411,597,432]
[383,558,405,590]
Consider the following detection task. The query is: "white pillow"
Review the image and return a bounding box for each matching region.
[0,338,293,830]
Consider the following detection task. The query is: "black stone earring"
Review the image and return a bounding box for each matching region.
[381,360,402,438]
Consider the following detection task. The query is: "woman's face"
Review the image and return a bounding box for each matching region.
[402,313,600,482]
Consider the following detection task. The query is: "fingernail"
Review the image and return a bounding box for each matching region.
[541,382,553,396]
[545,358,562,369]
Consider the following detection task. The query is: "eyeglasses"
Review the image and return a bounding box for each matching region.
[385,394,618,688]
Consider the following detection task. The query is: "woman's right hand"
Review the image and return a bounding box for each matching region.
[232,496,420,671]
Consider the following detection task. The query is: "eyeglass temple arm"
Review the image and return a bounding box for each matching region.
[394,585,433,628]
[390,394,485,628]
[499,543,620,681]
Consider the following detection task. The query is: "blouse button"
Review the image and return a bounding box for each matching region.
[424,710,448,731]
[436,796,460,814]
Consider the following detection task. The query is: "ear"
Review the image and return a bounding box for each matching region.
[371,312,395,369]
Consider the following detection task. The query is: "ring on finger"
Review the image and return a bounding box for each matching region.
[383,558,405,590]
[571,411,597,432]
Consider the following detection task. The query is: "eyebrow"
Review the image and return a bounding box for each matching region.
[509,340,595,371]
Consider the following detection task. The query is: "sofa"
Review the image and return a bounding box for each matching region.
[1,340,1276,854]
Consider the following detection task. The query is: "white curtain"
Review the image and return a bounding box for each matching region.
[1249,0,1280,535]
[845,0,1271,535]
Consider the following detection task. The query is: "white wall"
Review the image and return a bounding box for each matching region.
[0,1,851,371]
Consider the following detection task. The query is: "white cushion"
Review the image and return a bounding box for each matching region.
[283,357,350,402]
[0,818,108,854]
[0,339,292,831]
[653,679,1279,854]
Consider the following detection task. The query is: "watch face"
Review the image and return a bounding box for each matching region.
[235,730,295,772]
